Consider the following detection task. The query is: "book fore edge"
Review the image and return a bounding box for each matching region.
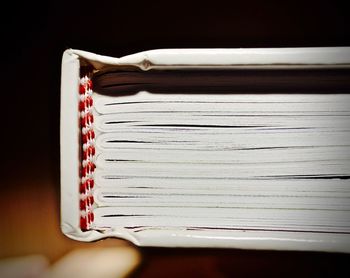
[79,75,96,231]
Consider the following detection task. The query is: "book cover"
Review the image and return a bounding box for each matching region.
[60,47,350,252]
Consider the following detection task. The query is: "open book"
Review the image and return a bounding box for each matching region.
[61,47,350,252]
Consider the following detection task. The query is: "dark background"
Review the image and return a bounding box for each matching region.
[1,0,350,277]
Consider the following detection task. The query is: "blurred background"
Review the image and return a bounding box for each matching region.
[1,0,350,277]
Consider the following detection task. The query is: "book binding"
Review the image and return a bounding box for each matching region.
[79,76,96,230]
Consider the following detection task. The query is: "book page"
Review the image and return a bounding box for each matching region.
[88,91,350,233]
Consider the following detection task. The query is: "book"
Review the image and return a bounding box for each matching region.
[61,47,350,252]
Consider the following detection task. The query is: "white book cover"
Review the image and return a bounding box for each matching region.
[60,47,350,252]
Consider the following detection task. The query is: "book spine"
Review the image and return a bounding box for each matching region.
[79,76,96,231]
